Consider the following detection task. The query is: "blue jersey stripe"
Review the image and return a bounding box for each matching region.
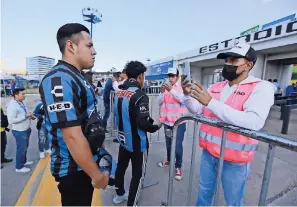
[122,97,133,151]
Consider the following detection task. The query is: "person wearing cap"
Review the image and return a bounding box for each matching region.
[157,67,188,180]
[113,61,161,205]
[113,69,128,92]
[181,42,275,206]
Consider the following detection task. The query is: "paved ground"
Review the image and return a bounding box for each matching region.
[1,95,297,206]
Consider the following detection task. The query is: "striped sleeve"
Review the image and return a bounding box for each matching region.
[40,73,81,128]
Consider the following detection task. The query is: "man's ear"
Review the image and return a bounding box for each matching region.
[246,61,253,71]
[65,40,75,54]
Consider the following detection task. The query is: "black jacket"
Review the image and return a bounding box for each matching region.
[1,108,9,131]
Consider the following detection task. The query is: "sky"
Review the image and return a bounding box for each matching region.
[1,0,297,73]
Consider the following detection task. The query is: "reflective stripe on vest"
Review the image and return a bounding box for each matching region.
[160,111,185,117]
[199,80,261,163]
[159,84,188,125]
[200,131,258,151]
[163,103,184,108]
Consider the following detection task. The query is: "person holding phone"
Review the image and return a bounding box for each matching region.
[181,42,275,206]
[7,88,35,173]
[158,68,188,180]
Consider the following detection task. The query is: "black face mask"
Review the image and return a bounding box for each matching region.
[222,64,245,81]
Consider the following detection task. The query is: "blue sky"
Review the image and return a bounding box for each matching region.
[1,0,297,73]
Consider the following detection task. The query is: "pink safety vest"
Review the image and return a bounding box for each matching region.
[159,83,188,126]
[200,80,260,163]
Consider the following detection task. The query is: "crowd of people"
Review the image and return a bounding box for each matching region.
[1,22,278,206]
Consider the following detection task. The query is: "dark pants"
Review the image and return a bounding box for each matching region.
[103,101,110,129]
[57,171,94,206]
[12,128,31,169]
[1,131,7,161]
[115,146,148,206]
[164,123,186,168]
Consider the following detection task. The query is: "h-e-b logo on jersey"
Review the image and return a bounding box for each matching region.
[48,102,73,112]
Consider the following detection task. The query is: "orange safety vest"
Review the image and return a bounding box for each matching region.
[159,83,188,126]
[200,80,260,163]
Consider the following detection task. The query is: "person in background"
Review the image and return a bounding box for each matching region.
[181,42,275,206]
[113,61,161,205]
[113,69,128,92]
[7,88,35,173]
[158,68,188,180]
[268,79,272,82]
[1,107,13,169]
[97,78,103,88]
[33,102,51,159]
[103,72,121,131]
[112,69,128,142]
[84,71,101,95]
[11,80,16,95]
[273,79,281,94]
[5,84,11,96]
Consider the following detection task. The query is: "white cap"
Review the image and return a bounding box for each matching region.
[217,41,257,64]
[167,67,178,75]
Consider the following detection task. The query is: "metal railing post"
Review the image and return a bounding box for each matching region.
[213,130,227,206]
[281,106,291,134]
[280,103,285,120]
[167,125,178,206]
[258,144,276,206]
[186,122,200,205]
[149,96,153,142]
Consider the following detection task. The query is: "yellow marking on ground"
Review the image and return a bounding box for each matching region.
[16,155,102,206]
[15,156,48,206]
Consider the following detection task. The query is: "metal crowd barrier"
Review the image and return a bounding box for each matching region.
[165,114,297,206]
[105,90,195,143]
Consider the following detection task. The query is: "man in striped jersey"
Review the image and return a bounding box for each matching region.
[40,23,109,206]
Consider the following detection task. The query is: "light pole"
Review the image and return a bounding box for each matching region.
[82,7,103,38]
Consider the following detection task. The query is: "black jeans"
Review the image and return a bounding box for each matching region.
[57,171,94,206]
[1,131,7,161]
[115,146,148,206]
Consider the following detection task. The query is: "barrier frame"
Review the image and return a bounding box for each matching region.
[166,114,297,206]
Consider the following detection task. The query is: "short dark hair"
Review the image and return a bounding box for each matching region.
[13,88,25,97]
[113,72,121,79]
[57,23,90,53]
[268,79,272,82]
[125,61,147,79]
[273,79,278,82]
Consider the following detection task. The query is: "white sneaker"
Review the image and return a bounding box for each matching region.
[24,161,34,166]
[113,191,129,204]
[15,167,31,173]
[39,152,45,159]
[45,149,51,155]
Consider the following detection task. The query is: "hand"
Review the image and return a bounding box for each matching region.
[190,83,212,106]
[181,75,192,95]
[164,83,172,91]
[160,85,166,93]
[92,171,109,189]
[30,116,36,120]
[157,122,163,129]
[26,112,33,118]
[95,87,101,95]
